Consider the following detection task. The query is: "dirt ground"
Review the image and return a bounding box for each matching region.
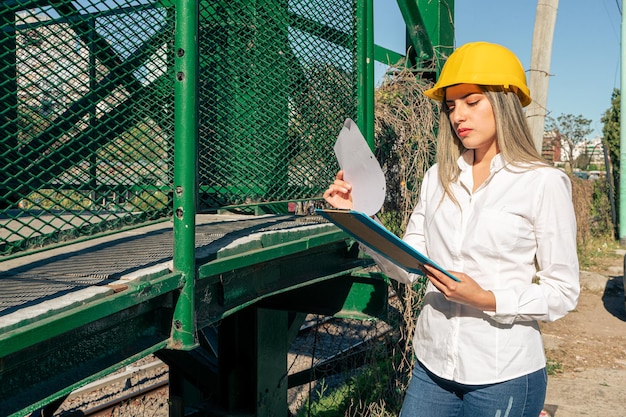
[540,249,626,417]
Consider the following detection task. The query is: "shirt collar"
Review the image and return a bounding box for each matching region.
[457,150,509,173]
[457,151,510,192]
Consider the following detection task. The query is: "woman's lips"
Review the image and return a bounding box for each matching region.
[457,128,471,138]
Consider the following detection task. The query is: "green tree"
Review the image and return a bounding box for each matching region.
[601,88,620,236]
[545,114,592,171]
[601,89,620,185]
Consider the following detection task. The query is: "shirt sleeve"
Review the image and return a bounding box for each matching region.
[489,171,580,324]
[360,242,415,285]
[359,170,433,286]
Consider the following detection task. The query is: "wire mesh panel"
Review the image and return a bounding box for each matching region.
[0,0,175,256]
[0,0,359,256]
[197,0,357,212]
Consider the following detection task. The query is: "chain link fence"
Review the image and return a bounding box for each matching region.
[0,0,358,257]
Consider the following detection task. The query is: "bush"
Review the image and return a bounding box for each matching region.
[570,176,616,267]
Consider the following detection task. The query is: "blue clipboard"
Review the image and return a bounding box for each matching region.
[316,208,460,282]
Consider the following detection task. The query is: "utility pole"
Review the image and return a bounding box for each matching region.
[527,0,559,154]
[618,0,626,299]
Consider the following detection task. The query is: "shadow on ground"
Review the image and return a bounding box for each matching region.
[602,275,625,321]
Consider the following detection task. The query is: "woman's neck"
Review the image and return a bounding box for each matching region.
[473,145,499,166]
[471,148,499,191]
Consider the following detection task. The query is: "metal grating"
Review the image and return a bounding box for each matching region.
[0,0,359,256]
[0,215,329,315]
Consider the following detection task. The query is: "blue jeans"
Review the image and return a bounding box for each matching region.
[400,361,547,417]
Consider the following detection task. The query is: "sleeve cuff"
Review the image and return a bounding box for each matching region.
[484,288,518,324]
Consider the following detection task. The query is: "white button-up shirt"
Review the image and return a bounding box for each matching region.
[366,151,579,384]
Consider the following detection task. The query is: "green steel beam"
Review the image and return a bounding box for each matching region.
[288,11,353,50]
[0,7,17,155]
[620,3,626,245]
[195,229,384,328]
[356,0,375,149]
[216,307,290,415]
[0,270,180,356]
[396,0,434,64]
[197,228,355,278]
[374,44,405,69]
[171,0,199,350]
[396,0,454,75]
[259,271,389,320]
[0,271,182,417]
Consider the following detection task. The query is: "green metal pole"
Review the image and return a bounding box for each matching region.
[619,0,626,246]
[171,0,199,349]
[396,0,454,76]
[356,0,375,150]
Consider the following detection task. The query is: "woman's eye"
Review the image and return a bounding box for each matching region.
[467,100,479,106]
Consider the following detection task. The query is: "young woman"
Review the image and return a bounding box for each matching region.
[323,42,579,417]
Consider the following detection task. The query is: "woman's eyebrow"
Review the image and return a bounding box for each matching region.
[445,92,481,104]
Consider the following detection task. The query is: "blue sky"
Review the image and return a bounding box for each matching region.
[374,0,622,138]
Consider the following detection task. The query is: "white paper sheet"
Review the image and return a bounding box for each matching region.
[333,118,386,216]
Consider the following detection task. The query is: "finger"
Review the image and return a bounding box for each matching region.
[423,264,445,281]
[425,264,458,283]
[328,182,351,196]
[426,274,448,297]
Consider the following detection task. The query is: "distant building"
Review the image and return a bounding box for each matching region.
[542,131,604,170]
[541,131,561,164]
[578,137,605,166]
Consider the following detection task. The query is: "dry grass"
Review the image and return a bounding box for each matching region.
[570,176,616,268]
[335,63,437,417]
[374,65,437,236]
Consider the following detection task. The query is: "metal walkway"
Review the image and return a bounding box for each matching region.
[0,214,330,321]
[0,213,387,417]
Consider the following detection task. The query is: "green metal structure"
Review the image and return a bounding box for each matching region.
[0,0,454,416]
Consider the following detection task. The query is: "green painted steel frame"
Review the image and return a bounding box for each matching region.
[171,0,200,351]
[357,0,375,148]
[0,270,182,417]
[195,230,385,326]
[0,0,457,415]
[384,0,454,77]
[171,232,388,416]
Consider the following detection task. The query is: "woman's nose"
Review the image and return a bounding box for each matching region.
[450,105,466,123]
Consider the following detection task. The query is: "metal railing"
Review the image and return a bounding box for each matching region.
[0,0,365,257]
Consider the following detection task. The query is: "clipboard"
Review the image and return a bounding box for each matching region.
[316,208,460,282]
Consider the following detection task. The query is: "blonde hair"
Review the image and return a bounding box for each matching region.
[436,87,548,203]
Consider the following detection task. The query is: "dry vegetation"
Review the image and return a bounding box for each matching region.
[570,174,616,268]
[330,64,438,417]
[374,65,438,236]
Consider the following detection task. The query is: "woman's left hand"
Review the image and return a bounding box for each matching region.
[422,264,496,311]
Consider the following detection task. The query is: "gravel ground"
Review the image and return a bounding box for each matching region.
[53,316,391,416]
[55,355,169,416]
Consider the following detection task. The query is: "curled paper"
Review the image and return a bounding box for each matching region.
[333,119,386,216]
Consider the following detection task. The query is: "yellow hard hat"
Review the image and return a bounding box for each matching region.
[424,42,532,107]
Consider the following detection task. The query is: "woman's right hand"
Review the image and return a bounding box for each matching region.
[323,170,353,209]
